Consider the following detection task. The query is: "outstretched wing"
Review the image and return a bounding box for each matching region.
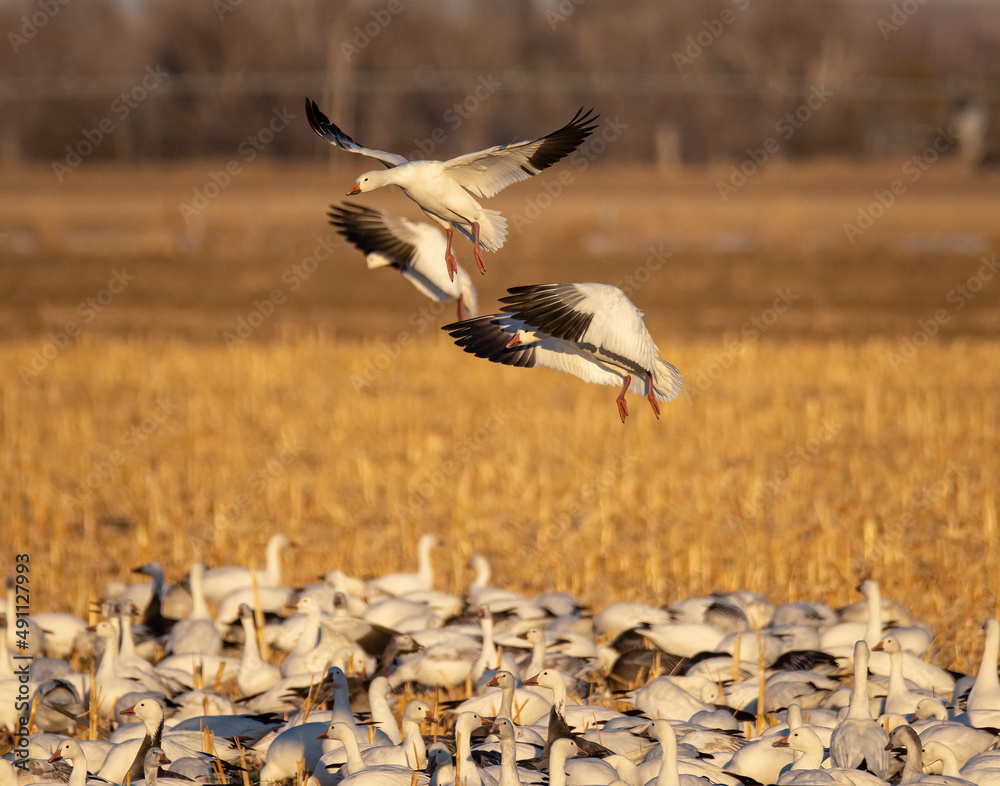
[498,283,596,343]
[328,202,463,304]
[305,99,408,168]
[443,108,599,198]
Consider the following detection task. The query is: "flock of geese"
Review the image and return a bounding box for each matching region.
[2,536,1000,786]
[306,100,683,422]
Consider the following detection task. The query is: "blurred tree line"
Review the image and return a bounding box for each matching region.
[1,0,997,165]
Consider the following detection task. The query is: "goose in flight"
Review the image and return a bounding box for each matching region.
[443,283,683,422]
[328,203,478,321]
[306,100,598,279]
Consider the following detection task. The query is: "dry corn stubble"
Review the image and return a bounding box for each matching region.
[2,334,997,673]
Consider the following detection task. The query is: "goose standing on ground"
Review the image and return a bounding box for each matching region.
[828,641,890,779]
[365,534,438,600]
[236,603,281,697]
[966,617,1000,713]
[444,283,683,422]
[306,99,597,279]
[328,203,478,321]
[200,533,291,603]
[165,562,221,656]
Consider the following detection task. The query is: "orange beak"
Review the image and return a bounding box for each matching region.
[347,183,361,195]
[48,751,63,763]
[506,333,523,349]
[120,705,136,716]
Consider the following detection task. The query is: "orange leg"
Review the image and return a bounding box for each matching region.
[472,221,486,275]
[646,372,661,420]
[444,226,457,281]
[616,374,631,423]
[456,293,470,321]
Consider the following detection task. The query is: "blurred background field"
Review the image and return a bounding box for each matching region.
[2,0,999,671]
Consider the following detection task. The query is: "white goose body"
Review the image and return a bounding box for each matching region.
[445,283,682,422]
[365,534,439,601]
[199,533,291,603]
[827,641,890,779]
[328,203,478,321]
[165,562,221,656]
[306,100,596,277]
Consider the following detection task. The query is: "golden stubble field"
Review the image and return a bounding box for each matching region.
[1,157,998,671]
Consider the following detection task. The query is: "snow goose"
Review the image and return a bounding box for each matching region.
[90,620,158,715]
[165,562,221,656]
[642,718,742,786]
[236,603,281,697]
[871,635,932,717]
[47,739,102,786]
[131,561,176,639]
[200,533,291,604]
[328,203,478,321]
[306,100,597,278]
[31,677,85,735]
[318,721,432,786]
[365,534,439,601]
[101,697,167,784]
[322,700,434,769]
[257,667,384,786]
[453,712,494,786]
[444,283,683,422]
[138,747,170,786]
[771,728,836,784]
[522,668,623,753]
[965,617,1000,713]
[828,641,890,779]
[920,741,981,785]
[594,603,672,640]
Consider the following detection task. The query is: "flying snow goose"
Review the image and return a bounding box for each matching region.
[328,203,478,321]
[306,99,597,279]
[443,283,683,422]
